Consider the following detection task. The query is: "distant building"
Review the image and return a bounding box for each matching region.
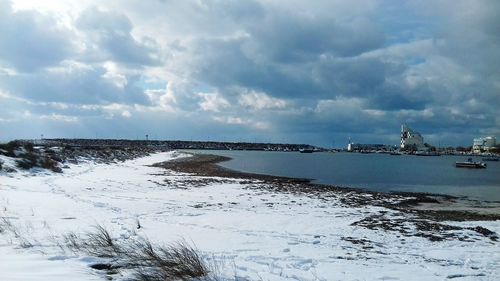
[400,124,424,149]
[347,138,353,152]
[472,136,496,153]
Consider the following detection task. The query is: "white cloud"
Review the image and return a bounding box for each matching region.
[45,60,93,74]
[315,97,364,114]
[213,116,270,130]
[0,66,17,76]
[39,113,78,123]
[363,109,386,118]
[238,89,287,110]
[198,92,230,112]
[121,110,131,118]
[101,61,128,89]
[0,1,75,71]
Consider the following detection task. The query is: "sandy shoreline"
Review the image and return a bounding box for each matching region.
[153,152,500,221]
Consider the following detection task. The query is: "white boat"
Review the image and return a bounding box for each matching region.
[299,148,314,153]
[455,158,487,168]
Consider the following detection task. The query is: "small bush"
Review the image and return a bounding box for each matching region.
[0,141,21,157]
[41,157,62,173]
[23,142,34,152]
[49,154,63,163]
[63,145,74,151]
[16,159,36,170]
[7,148,62,172]
[15,153,39,170]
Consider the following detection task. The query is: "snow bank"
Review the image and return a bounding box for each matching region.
[1,151,499,280]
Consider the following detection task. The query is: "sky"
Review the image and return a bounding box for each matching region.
[0,0,499,147]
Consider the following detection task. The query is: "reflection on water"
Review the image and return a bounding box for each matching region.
[189,150,500,201]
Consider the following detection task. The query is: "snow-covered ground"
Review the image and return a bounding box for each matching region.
[1,151,499,280]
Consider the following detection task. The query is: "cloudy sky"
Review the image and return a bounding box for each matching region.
[0,0,498,147]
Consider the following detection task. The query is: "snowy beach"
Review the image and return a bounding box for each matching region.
[1,151,499,280]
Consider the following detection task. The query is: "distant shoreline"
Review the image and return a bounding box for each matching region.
[153,153,312,183]
[153,152,500,222]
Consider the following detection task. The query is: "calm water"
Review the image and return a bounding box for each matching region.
[190,150,500,201]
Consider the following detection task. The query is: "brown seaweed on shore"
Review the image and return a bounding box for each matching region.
[152,153,500,242]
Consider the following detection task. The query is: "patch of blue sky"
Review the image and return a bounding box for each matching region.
[377,2,439,46]
[134,76,166,91]
[190,81,217,94]
[405,57,426,66]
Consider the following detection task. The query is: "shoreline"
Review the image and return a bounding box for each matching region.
[2,151,500,280]
[153,153,500,221]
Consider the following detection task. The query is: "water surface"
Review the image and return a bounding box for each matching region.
[189,150,500,201]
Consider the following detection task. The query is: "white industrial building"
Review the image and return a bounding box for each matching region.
[472,136,496,153]
[400,124,424,149]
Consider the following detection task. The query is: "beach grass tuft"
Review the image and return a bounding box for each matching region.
[63,225,221,280]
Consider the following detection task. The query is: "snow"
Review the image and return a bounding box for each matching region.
[0,248,102,281]
[1,151,499,280]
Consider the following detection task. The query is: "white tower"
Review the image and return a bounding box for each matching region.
[347,137,353,151]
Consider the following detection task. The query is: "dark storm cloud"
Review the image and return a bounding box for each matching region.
[0,64,149,105]
[366,81,434,111]
[188,5,386,100]
[178,0,498,145]
[0,0,73,71]
[190,37,316,99]
[1,0,498,146]
[246,12,385,62]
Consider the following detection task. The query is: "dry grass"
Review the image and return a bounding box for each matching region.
[0,217,19,237]
[63,225,121,258]
[127,239,212,280]
[63,225,221,281]
[1,211,227,280]
[0,216,36,248]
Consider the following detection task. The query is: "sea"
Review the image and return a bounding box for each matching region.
[189,150,500,201]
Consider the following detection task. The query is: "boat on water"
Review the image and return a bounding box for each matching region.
[299,148,314,153]
[455,158,487,168]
